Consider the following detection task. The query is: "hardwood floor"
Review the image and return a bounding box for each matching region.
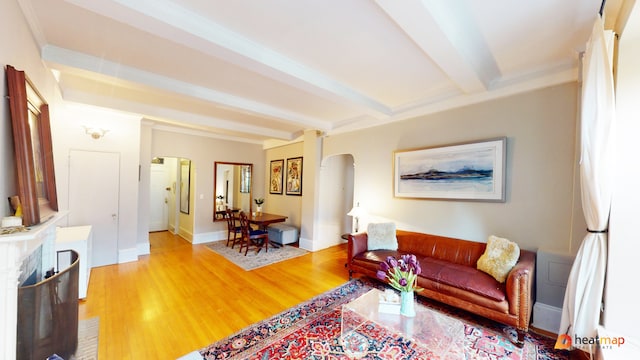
[78,231,350,359]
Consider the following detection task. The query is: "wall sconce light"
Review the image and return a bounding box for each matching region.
[347,202,366,233]
[83,126,109,140]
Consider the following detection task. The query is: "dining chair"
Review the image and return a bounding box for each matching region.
[238,211,269,255]
[225,209,242,248]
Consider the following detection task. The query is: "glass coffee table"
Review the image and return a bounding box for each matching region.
[341,289,465,359]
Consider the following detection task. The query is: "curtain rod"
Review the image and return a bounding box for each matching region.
[599,0,606,16]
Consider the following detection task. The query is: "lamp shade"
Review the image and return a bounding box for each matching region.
[347,203,365,218]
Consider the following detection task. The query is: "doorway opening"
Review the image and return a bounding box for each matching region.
[315,153,355,248]
[149,157,193,240]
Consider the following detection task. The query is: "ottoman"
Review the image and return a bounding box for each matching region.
[267,223,299,245]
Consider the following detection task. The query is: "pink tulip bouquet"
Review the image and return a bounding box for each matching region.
[376,254,423,293]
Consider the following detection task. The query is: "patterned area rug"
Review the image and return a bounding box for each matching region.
[197,279,569,360]
[205,240,308,271]
[71,317,99,360]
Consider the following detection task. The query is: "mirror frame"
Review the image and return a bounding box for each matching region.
[6,65,58,226]
[213,161,252,221]
[179,159,191,214]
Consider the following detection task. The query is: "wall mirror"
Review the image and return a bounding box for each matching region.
[179,159,191,214]
[213,162,252,221]
[6,65,58,226]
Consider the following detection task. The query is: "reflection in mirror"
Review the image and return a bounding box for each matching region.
[179,159,191,214]
[214,162,252,221]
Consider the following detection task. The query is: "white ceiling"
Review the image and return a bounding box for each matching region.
[18,0,605,144]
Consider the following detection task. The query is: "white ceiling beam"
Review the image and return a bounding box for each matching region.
[42,45,329,132]
[65,0,392,118]
[60,86,295,140]
[375,0,501,93]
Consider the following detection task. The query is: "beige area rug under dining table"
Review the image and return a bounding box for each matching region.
[205,240,308,270]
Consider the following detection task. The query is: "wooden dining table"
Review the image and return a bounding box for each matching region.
[248,212,287,229]
[248,212,288,247]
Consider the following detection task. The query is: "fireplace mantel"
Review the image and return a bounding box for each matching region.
[0,211,68,360]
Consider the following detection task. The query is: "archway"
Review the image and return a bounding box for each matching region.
[316,153,355,248]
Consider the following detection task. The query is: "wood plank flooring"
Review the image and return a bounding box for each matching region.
[78,231,350,359]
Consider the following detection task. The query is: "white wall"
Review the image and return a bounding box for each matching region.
[605,2,640,339]
[323,83,585,254]
[1,0,61,218]
[2,1,143,262]
[52,103,142,262]
[314,154,354,249]
[138,121,152,255]
[149,129,264,243]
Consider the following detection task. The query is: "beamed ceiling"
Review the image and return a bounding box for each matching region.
[17,0,618,144]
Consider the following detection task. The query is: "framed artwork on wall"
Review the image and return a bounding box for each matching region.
[6,65,58,226]
[269,159,284,194]
[286,157,303,196]
[393,137,506,202]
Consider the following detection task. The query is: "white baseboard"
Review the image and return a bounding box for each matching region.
[178,226,193,243]
[192,230,225,245]
[137,241,150,256]
[299,236,342,252]
[118,247,138,264]
[533,302,562,334]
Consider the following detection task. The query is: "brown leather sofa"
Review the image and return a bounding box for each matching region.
[347,230,535,346]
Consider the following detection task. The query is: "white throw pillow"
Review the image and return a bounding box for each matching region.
[477,235,520,283]
[367,222,398,251]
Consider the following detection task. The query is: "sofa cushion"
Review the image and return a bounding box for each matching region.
[477,235,520,283]
[418,256,506,302]
[366,222,398,250]
[351,251,506,302]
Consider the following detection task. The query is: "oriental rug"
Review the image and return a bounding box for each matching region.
[195,279,569,360]
[205,240,308,271]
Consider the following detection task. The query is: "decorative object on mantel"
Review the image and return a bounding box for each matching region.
[1,225,28,235]
[376,254,423,317]
[394,137,506,202]
[2,216,22,228]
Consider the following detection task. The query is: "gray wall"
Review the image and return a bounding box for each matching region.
[324,83,585,253]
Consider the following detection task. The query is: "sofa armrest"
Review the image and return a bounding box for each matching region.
[347,233,368,263]
[505,250,536,330]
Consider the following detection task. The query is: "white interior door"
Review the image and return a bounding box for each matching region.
[149,162,169,232]
[69,150,120,267]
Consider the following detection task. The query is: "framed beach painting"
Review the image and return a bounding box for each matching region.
[394,137,506,202]
[269,159,284,194]
[286,157,303,196]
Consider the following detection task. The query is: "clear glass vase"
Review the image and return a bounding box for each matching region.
[400,291,416,317]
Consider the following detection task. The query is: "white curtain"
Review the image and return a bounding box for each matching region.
[559,15,615,352]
